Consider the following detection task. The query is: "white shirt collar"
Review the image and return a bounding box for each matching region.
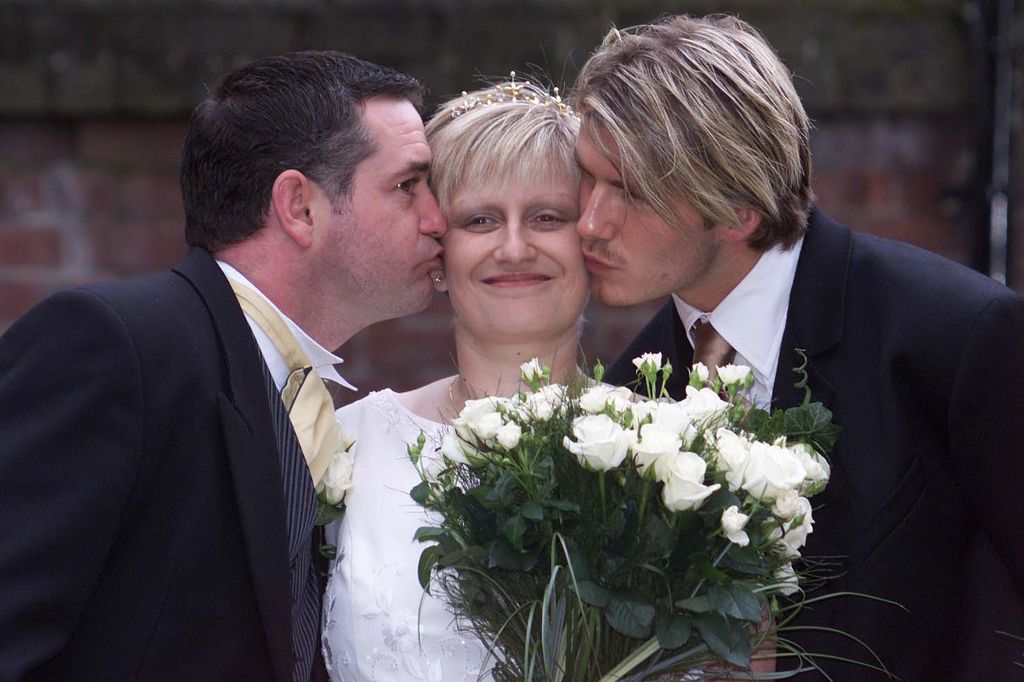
[672,237,803,389]
[216,261,356,392]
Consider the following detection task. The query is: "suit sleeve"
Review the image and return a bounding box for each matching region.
[0,290,144,678]
[948,292,1024,599]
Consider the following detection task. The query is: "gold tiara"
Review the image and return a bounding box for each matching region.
[450,71,576,119]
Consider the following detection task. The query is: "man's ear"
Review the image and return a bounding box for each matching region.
[720,206,763,244]
[270,169,316,249]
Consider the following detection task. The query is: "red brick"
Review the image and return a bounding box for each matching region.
[77,122,186,169]
[89,218,186,275]
[0,123,74,167]
[119,172,184,216]
[77,171,119,214]
[0,172,45,215]
[0,227,64,267]
[0,280,55,325]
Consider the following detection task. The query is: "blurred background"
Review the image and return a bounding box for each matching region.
[0,0,1020,402]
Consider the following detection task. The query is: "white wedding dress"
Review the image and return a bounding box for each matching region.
[322,390,493,682]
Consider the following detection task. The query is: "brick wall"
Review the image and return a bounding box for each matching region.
[1,0,1019,399]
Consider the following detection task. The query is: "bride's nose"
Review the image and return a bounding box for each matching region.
[494,223,536,263]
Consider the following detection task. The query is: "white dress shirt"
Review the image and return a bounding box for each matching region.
[672,238,803,408]
[217,261,356,393]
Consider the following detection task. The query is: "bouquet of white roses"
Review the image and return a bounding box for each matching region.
[408,355,852,681]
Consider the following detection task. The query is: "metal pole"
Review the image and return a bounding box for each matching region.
[988,0,1016,284]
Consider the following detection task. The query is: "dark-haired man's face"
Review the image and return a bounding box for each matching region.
[315,97,446,325]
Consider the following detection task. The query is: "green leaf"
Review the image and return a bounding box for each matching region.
[314,502,345,526]
[412,526,448,543]
[502,514,527,549]
[521,500,544,521]
[693,612,752,667]
[410,481,431,506]
[417,545,442,590]
[544,498,581,513]
[574,579,611,607]
[642,513,675,558]
[784,402,841,454]
[488,540,537,571]
[675,595,713,613]
[707,583,762,622]
[655,610,692,649]
[605,589,656,639]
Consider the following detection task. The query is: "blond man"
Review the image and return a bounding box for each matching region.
[574,15,1024,680]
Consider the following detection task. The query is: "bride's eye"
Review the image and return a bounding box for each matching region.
[532,213,567,229]
[461,215,497,232]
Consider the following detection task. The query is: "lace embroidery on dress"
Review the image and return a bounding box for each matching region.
[323,390,491,681]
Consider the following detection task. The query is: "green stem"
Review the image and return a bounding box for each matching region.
[637,478,650,531]
[598,473,607,521]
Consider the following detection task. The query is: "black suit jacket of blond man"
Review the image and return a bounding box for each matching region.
[606,207,1024,680]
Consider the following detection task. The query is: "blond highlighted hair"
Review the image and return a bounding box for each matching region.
[572,15,813,249]
[425,79,580,214]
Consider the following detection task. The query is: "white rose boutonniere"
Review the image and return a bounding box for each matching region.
[314,426,357,558]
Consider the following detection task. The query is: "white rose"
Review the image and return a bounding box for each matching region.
[771,488,804,520]
[629,400,659,428]
[579,384,633,415]
[678,385,729,421]
[320,449,355,505]
[520,358,544,383]
[716,364,752,387]
[775,562,800,596]
[691,362,710,383]
[440,428,479,464]
[650,402,698,447]
[714,428,751,492]
[633,423,682,479]
[780,497,814,556]
[721,505,750,546]
[632,353,663,373]
[496,422,522,450]
[523,384,565,421]
[453,397,506,442]
[563,414,635,472]
[741,441,808,501]
[660,451,721,512]
[791,442,831,494]
[421,453,446,483]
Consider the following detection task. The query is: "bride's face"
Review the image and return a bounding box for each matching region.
[438,171,589,344]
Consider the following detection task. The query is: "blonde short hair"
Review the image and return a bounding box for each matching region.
[572,15,813,250]
[425,79,580,214]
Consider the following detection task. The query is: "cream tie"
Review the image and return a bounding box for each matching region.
[229,280,339,487]
[691,319,736,380]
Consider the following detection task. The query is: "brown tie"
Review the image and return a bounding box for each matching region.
[691,319,736,379]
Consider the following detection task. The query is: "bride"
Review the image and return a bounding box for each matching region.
[321,76,589,681]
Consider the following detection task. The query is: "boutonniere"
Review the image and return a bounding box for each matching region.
[314,429,356,559]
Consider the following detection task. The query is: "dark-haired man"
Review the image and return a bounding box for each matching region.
[574,15,1024,680]
[0,51,445,680]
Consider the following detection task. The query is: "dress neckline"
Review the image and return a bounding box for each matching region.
[373,388,449,430]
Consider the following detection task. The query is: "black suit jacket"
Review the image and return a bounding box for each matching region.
[0,248,296,680]
[605,208,1024,680]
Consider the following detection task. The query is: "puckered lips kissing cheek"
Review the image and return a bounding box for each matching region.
[581,242,623,275]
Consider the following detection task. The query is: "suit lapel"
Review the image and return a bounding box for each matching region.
[174,248,293,682]
[772,208,850,410]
